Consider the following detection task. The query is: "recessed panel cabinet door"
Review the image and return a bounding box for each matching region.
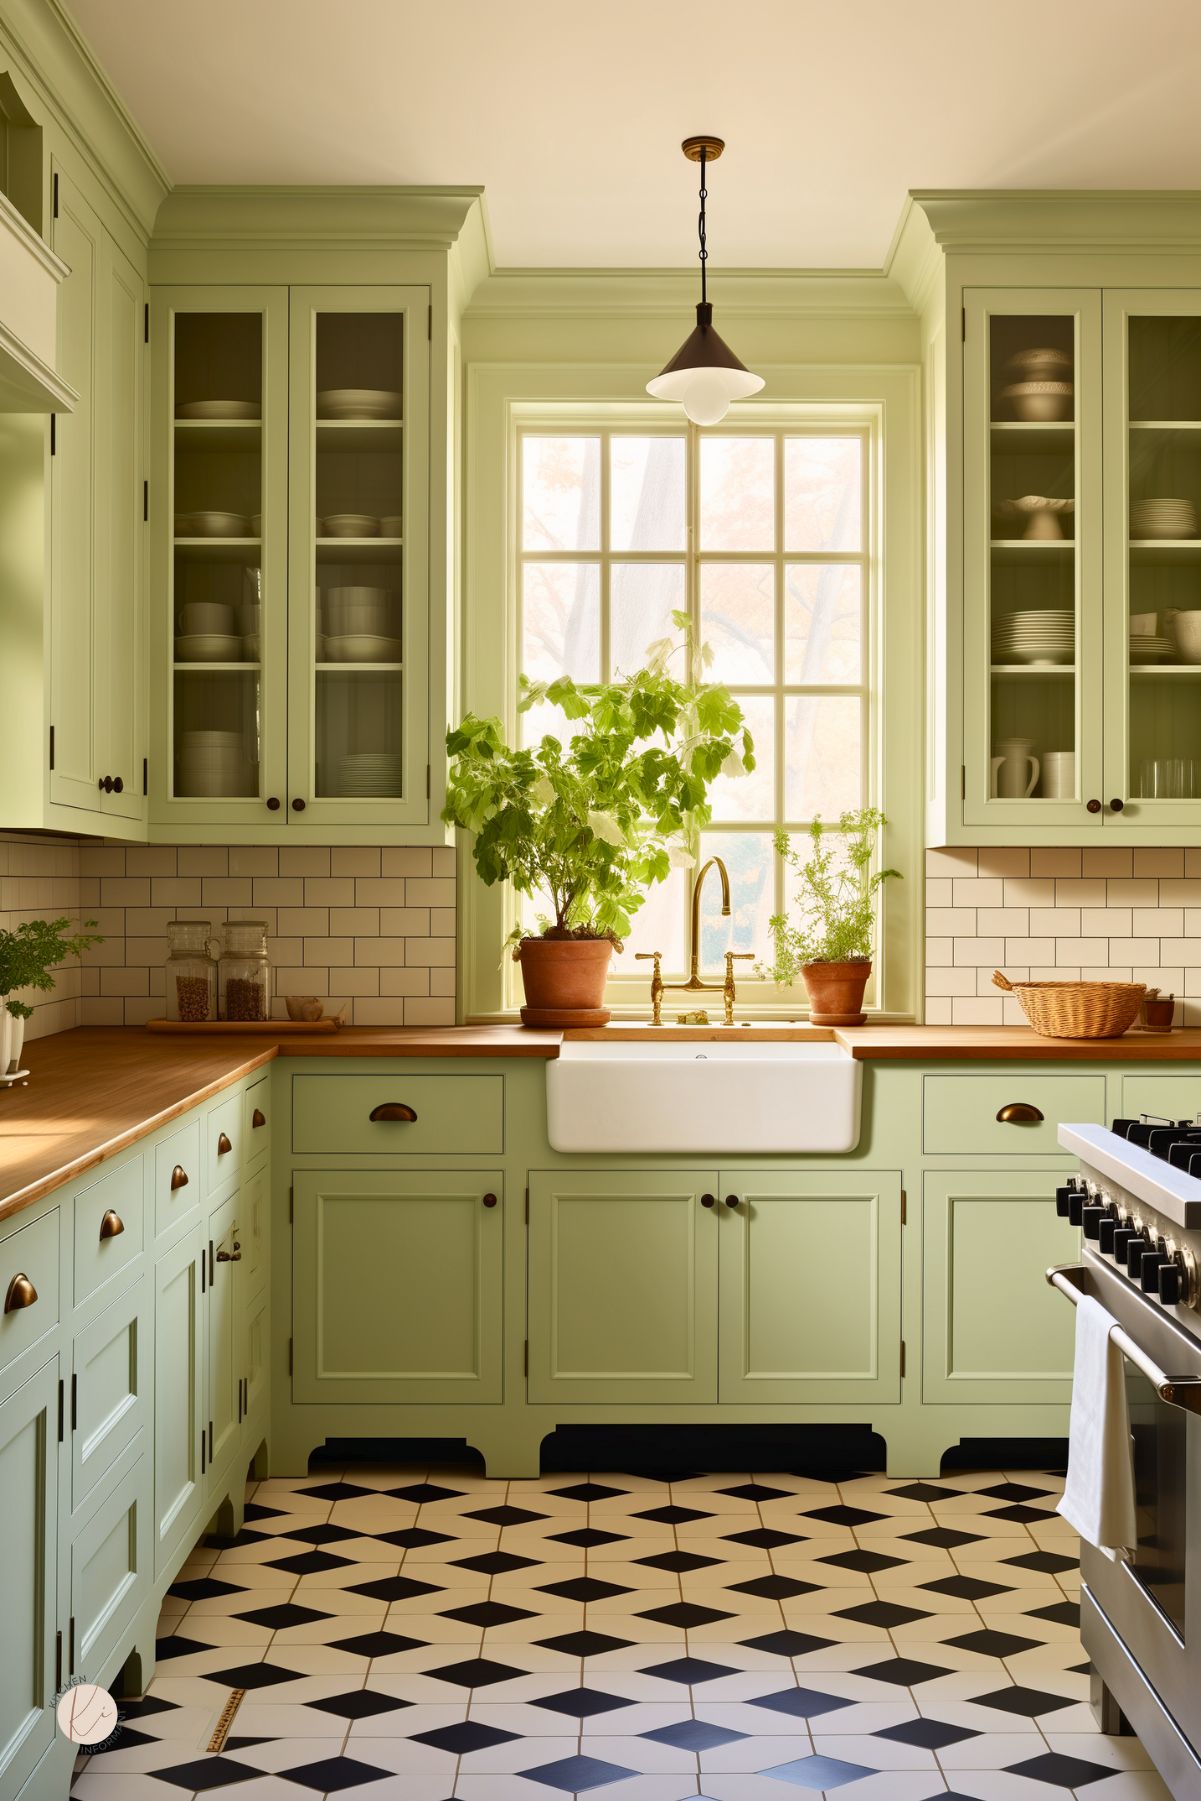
[292,1171,503,1403]
[0,1357,58,1797]
[98,235,146,822]
[527,1170,719,1404]
[153,1225,203,1575]
[923,1170,1079,1404]
[717,1170,903,1404]
[207,1191,239,1472]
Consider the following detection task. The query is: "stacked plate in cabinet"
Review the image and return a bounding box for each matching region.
[992,609,1074,665]
[178,730,252,798]
[338,753,402,796]
[1131,497,1198,539]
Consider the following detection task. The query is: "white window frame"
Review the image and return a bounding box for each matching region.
[459,363,922,1022]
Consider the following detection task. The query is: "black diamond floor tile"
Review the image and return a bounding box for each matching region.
[973,1683,1078,1717]
[856,1655,951,1685]
[948,1628,1040,1658]
[741,1629,835,1658]
[718,1482,792,1502]
[207,1527,268,1549]
[386,1482,464,1503]
[637,1548,719,1572]
[749,1686,853,1720]
[167,1576,242,1602]
[888,1481,959,1502]
[280,1754,392,1791]
[979,1481,1052,1502]
[371,1526,453,1550]
[877,1718,979,1749]
[921,1573,1008,1600]
[1007,1751,1115,1786]
[538,1576,630,1603]
[348,1574,441,1602]
[465,1503,549,1527]
[760,1753,872,1789]
[241,1502,286,1522]
[330,1629,425,1659]
[442,1600,535,1629]
[548,1482,626,1502]
[296,1481,371,1502]
[802,1503,885,1527]
[266,1549,352,1575]
[413,1720,520,1754]
[820,1547,903,1573]
[549,1526,627,1548]
[454,1549,537,1575]
[310,1690,412,1719]
[206,1662,296,1691]
[533,1687,632,1719]
[115,1697,177,1720]
[427,1656,528,1688]
[729,1574,819,1601]
[1030,1599,1081,1628]
[237,1603,332,1631]
[635,1504,711,1525]
[987,1502,1059,1523]
[537,1629,633,1658]
[724,1526,806,1550]
[835,1599,926,1628]
[638,1600,733,1629]
[288,1521,360,1546]
[156,1756,257,1791]
[642,1655,739,1685]
[1004,1548,1078,1574]
[522,1753,637,1792]
[642,1719,748,1751]
[155,1635,207,1660]
[903,1525,983,1548]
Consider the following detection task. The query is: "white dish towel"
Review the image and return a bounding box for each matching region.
[1057,1293,1138,1559]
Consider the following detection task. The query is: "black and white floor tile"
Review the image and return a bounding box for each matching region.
[72,1463,1168,1800]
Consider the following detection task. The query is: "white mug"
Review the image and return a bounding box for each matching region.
[991,738,1040,799]
[1041,750,1075,799]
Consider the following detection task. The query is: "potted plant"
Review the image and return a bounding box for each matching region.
[762,808,900,1025]
[0,916,102,1076]
[444,625,754,1026]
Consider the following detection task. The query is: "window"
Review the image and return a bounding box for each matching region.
[515,418,876,1007]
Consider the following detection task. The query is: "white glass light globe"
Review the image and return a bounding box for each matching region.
[647,360,765,426]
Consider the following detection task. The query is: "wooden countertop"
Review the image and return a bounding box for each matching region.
[3,1021,1199,1226]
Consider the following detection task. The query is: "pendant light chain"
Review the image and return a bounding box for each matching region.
[697,146,708,307]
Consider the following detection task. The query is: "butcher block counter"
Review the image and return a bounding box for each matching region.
[2,1021,1201,1222]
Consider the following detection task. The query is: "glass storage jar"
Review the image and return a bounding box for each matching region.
[218,919,272,1022]
[165,920,219,1022]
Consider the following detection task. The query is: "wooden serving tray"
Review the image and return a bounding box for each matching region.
[145,1018,341,1035]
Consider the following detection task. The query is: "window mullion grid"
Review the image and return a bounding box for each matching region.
[773,432,787,953]
[599,430,611,681]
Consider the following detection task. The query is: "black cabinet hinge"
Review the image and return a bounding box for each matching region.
[961,305,966,342]
[200,1428,206,1474]
[68,1615,75,1675]
[143,480,149,523]
[49,724,55,771]
[144,301,149,344]
[960,765,966,800]
[524,1186,529,1224]
[523,1340,529,1377]
[55,1629,63,1691]
[208,1419,213,1462]
[52,172,58,219]
[49,414,55,456]
[426,764,431,800]
[287,1337,293,1375]
[427,303,432,341]
[143,756,148,796]
[57,1378,64,1442]
[900,1190,907,1226]
[900,1340,907,1378]
[70,1372,77,1432]
[288,1185,293,1224]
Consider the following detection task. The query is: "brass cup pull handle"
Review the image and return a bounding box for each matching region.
[482,1192,499,1208]
[724,1194,740,1209]
[170,1164,190,1191]
[996,1101,1045,1124]
[251,1108,266,1129]
[4,1272,37,1313]
[369,1103,418,1123]
[98,1209,125,1241]
[700,1193,716,1208]
[216,1132,233,1155]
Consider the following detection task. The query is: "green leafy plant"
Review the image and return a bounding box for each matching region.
[0,916,102,1020]
[443,622,754,946]
[762,808,901,985]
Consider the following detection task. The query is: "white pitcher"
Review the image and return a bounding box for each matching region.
[991,738,1040,799]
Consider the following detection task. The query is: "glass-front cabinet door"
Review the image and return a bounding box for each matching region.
[152,287,289,825]
[287,286,429,827]
[1104,292,1201,827]
[963,289,1104,829]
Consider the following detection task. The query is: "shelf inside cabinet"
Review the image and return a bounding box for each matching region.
[990,664,1075,676]
[173,536,262,562]
[1129,664,1201,678]
[1129,540,1201,565]
[315,536,403,563]
[315,661,403,673]
[1130,420,1201,433]
[315,419,403,452]
[989,422,1074,455]
[174,661,262,673]
[989,539,1074,564]
[174,420,262,453]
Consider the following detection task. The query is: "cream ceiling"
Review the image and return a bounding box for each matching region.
[66,0,1201,269]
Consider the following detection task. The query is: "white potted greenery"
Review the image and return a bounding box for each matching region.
[0,916,102,1076]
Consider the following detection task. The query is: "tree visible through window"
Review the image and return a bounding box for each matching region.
[518,422,873,997]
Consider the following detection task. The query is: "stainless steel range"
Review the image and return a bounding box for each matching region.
[1054,1116,1201,1801]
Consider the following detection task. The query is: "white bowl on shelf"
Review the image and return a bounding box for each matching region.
[175,510,251,539]
[1006,348,1073,381]
[322,513,379,537]
[1001,381,1074,423]
[175,400,260,422]
[175,633,244,663]
[316,388,403,421]
[379,514,403,537]
[322,634,403,663]
[322,585,394,634]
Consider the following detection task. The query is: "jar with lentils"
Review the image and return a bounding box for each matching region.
[165,920,219,1023]
[218,919,272,1022]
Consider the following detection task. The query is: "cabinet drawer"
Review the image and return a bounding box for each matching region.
[1120,1075,1201,1124]
[291,1074,505,1155]
[244,1075,271,1164]
[0,1209,60,1383]
[206,1090,243,1192]
[73,1159,143,1307]
[923,1073,1105,1155]
[154,1118,201,1240]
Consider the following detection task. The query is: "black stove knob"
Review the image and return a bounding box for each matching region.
[1125,1236,1151,1278]
[1081,1204,1107,1240]
[1055,1185,1073,1218]
[1068,1191,1086,1227]
[1098,1215,1118,1255]
[1159,1263,1183,1305]
[1140,1251,1170,1293]
[1112,1224,1138,1261]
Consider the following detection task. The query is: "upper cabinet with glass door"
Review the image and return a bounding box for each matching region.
[1104,293,1201,828]
[962,291,1103,830]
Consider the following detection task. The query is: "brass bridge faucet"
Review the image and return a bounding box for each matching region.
[636,855,755,1026]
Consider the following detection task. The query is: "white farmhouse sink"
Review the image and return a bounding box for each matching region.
[546,1037,862,1154]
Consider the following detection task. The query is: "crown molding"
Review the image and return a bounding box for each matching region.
[466,266,912,322]
[907,188,1201,254]
[883,195,942,315]
[151,184,487,252]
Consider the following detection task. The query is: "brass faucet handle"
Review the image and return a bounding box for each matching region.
[635,951,664,1026]
[635,951,663,964]
[725,952,755,963]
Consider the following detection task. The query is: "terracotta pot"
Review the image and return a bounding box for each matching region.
[516,936,613,1028]
[802,959,871,1026]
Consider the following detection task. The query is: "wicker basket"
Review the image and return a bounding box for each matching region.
[992,971,1146,1039]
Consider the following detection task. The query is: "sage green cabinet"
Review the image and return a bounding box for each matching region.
[69,1276,149,1513]
[49,164,145,829]
[152,1224,203,1574]
[0,1357,58,1799]
[922,1169,1080,1404]
[67,1446,151,1680]
[528,1170,720,1405]
[718,1170,903,1404]
[206,1191,239,1473]
[291,1170,503,1404]
[923,1071,1106,1156]
[240,1280,268,1424]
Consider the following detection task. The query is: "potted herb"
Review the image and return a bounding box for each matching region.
[762,808,900,1025]
[0,916,102,1076]
[444,627,754,1026]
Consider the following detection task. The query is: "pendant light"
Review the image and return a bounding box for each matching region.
[647,136,764,426]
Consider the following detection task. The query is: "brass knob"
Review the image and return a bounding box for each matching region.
[369,1102,418,1123]
[170,1164,189,1191]
[99,1209,125,1241]
[4,1272,37,1313]
[724,1194,740,1209]
[996,1101,1044,1124]
[482,1192,498,1208]
[252,1108,266,1129]
[217,1132,233,1155]
[700,1193,716,1208]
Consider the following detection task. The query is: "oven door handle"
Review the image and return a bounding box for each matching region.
[1047,1264,1201,1415]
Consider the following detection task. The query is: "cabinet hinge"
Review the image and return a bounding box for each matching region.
[49,413,55,456]
[524,1185,529,1224]
[900,1190,907,1226]
[68,1616,75,1676]
[426,763,431,800]
[57,1378,64,1442]
[900,1340,907,1378]
[428,303,432,341]
[208,1420,213,1462]
[143,756,148,797]
[49,724,55,771]
[144,301,149,344]
[961,305,966,342]
[143,479,149,523]
[52,172,59,219]
[208,1239,215,1286]
[70,1372,77,1432]
[960,764,966,800]
[201,1428,206,1474]
[200,1246,206,1293]
[523,1339,529,1378]
[55,1629,63,1691]
[288,1336,293,1376]
[288,1185,293,1224]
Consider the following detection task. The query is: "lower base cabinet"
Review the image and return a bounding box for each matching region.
[527,1168,902,1407]
[922,1170,1081,1404]
[70,1277,149,1514]
[291,1170,504,1404]
[0,1358,59,1800]
[153,1225,204,1575]
[68,1445,151,1681]
[207,1193,239,1475]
